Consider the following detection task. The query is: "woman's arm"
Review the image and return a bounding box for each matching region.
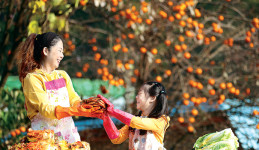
[23,74,57,119]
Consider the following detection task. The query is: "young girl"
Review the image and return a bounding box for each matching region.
[17,32,102,143]
[98,81,170,150]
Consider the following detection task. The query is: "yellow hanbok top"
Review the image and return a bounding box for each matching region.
[111,115,170,144]
[22,69,80,120]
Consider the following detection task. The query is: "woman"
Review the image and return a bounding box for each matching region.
[17,32,102,143]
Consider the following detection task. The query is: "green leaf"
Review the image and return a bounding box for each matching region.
[14,91,19,100]
[35,1,46,12]
[57,17,66,31]
[75,0,79,8]
[51,0,63,7]
[48,13,56,22]
[3,113,8,123]
[28,20,42,35]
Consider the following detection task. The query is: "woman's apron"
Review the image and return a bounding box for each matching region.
[30,71,80,143]
[129,117,166,150]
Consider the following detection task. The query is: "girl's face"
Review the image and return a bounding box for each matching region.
[44,39,64,70]
[136,86,155,112]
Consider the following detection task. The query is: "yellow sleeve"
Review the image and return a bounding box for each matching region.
[111,125,129,144]
[23,74,57,119]
[59,70,81,107]
[130,116,169,133]
[130,116,170,144]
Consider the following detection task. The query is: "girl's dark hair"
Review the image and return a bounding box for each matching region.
[129,81,169,135]
[17,32,61,82]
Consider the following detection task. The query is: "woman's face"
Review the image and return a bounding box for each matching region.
[44,39,64,70]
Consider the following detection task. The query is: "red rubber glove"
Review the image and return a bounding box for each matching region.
[102,112,120,139]
[97,94,133,126]
[97,94,114,112]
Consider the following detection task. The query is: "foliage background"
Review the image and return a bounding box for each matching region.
[0,0,259,149]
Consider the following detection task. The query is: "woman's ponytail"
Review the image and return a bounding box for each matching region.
[17,33,40,82]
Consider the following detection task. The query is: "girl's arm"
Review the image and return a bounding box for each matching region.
[102,113,129,144]
[98,94,169,132]
[110,125,130,144]
[130,116,169,132]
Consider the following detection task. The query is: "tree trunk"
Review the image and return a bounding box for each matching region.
[0,0,30,88]
[0,1,14,67]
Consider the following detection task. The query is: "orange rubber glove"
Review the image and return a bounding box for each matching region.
[55,102,103,120]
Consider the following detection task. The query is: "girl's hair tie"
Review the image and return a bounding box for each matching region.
[160,90,166,94]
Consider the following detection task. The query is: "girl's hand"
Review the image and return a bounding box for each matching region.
[97,94,114,113]
[99,111,109,120]
[97,94,133,126]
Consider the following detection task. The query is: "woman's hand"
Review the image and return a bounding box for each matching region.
[55,103,103,119]
[78,104,103,118]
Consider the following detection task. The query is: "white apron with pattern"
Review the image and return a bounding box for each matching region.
[129,116,166,150]
[30,71,80,143]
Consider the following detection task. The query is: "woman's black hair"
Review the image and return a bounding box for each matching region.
[17,32,62,82]
[33,32,62,64]
[129,81,169,135]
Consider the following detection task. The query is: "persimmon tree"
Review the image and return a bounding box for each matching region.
[0,0,88,87]
[0,0,258,149]
[63,0,259,134]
